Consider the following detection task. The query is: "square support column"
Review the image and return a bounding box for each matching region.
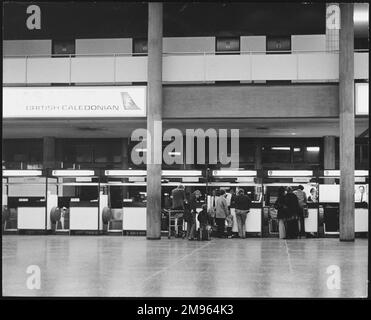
[146,2,163,240]
[339,3,355,241]
[43,136,55,169]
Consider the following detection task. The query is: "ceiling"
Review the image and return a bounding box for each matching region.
[3,118,368,139]
[3,2,368,40]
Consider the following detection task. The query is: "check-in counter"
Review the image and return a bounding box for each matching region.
[263,170,319,236]
[319,170,369,235]
[104,170,147,234]
[50,170,100,233]
[2,170,47,231]
[209,170,262,236]
[69,201,99,230]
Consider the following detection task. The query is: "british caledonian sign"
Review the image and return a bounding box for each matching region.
[3,86,146,118]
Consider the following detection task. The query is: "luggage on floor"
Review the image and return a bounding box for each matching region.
[198,227,211,241]
[285,218,299,239]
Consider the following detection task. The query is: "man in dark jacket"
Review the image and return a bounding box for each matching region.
[284,187,300,239]
[171,184,186,210]
[186,190,201,240]
[234,189,252,238]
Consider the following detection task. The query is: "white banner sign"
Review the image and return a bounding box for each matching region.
[355,83,368,115]
[3,86,146,118]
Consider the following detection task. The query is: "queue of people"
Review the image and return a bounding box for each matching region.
[169,184,312,241]
[274,185,310,239]
[170,185,252,240]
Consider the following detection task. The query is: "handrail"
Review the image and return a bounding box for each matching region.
[3,49,369,59]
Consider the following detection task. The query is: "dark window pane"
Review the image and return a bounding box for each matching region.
[293,146,304,162]
[305,146,320,163]
[76,145,93,163]
[262,145,291,163]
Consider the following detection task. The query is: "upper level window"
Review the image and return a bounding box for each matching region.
[266,36,291,53]
[52,39,75,57]
[133,38,148,55]
[262,146,291,163]
[216,37,240,54]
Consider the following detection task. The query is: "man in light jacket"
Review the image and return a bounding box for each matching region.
[215,189,229,238]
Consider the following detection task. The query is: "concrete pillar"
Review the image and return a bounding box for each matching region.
[146,2,163,240]
[339,3,355,241]
[255,141,262,170]
[121,138,129,199]
[323,136,336,184]
[43,136,55,169]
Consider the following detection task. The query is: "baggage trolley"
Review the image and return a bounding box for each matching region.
[164,209,186,239]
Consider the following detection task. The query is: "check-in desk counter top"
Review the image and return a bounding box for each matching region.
[13,198,46,230]
[321,203,368,234]
[230,202,262,233]
[355,202,368,233]
[122,201,146,231]
[305,203,319,233]
[69,201,99,230]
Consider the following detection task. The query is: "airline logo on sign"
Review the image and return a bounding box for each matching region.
[3,86,147,118]
[121,92,140,110]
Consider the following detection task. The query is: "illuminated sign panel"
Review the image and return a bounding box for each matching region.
[3,86,146,118]
[355,83,369,115]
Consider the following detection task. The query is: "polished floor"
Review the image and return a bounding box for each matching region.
[2,236,368,297]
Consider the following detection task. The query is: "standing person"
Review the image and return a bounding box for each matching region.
[215,189,229,238]
[234,189,251,239]
[171,184,186,236]
[208,189,218,227]
[197,204,212,241]
[307,187,317,203]
[186,190,201,240]
[274,187,288,239]
[284,187,300,239]
[225,211,234,239]
[294,185,307,238]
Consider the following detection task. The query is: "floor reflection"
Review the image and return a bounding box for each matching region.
[2,236,368,297]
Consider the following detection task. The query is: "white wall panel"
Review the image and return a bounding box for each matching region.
[3,40,52,56]
[3,58,26,83]
[115,56,147,82]
[240,36,266,53]
[251,54,297,80]
[297,53,339,81]
[71,57,115,83]
[206,55,251,81]
[27,57,70,83]
[291,35,326,52]
[3,52,367,84]
[76,38,132,55]
[163,37,215,53]
[163,55,205,82]
[354,52,369,79]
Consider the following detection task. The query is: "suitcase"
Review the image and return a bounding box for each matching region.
[198,226,211,241]
[285,219,299,239]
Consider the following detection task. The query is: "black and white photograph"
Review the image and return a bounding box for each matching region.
[1,0,370,304]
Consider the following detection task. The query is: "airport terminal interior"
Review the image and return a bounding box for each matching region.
[2,2,369,297]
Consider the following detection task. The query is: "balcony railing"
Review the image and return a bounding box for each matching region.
[3,49,369,85]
